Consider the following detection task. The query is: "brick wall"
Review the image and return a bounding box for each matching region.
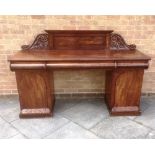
[0,15,155,95]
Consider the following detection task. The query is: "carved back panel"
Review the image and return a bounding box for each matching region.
[21,30,136,51]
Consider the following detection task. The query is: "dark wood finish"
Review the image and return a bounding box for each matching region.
[21,30,136,51]
[8,30,151,118]
[46,30,112,50]
[105,69,144,116]
[8,50,150,62]
[110,33,136,50]
[21,33,48,50]
[16,69,55,118]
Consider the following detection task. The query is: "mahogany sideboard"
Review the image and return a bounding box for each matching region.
[8,30,151,118]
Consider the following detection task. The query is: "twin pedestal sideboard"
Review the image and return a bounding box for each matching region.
[8,30,151,118]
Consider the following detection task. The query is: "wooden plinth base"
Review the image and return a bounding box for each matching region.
[109,107,141,116]
[19,108,53,118]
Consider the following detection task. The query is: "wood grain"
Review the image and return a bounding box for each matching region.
[8,30,151,118]
[105,69,144,116]
[15,70,54,118]
[8,50,151,62]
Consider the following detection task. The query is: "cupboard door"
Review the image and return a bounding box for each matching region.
[15,69,54,118]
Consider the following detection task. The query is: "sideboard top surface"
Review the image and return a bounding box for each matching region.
[8,49,151,62]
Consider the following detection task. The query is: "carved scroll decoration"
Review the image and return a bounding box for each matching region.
[21,33,48,50]
[110,33,136,50]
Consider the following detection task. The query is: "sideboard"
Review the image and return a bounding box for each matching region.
[8,30,151,118]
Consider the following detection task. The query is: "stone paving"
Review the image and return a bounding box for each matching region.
[0,95,155,139]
